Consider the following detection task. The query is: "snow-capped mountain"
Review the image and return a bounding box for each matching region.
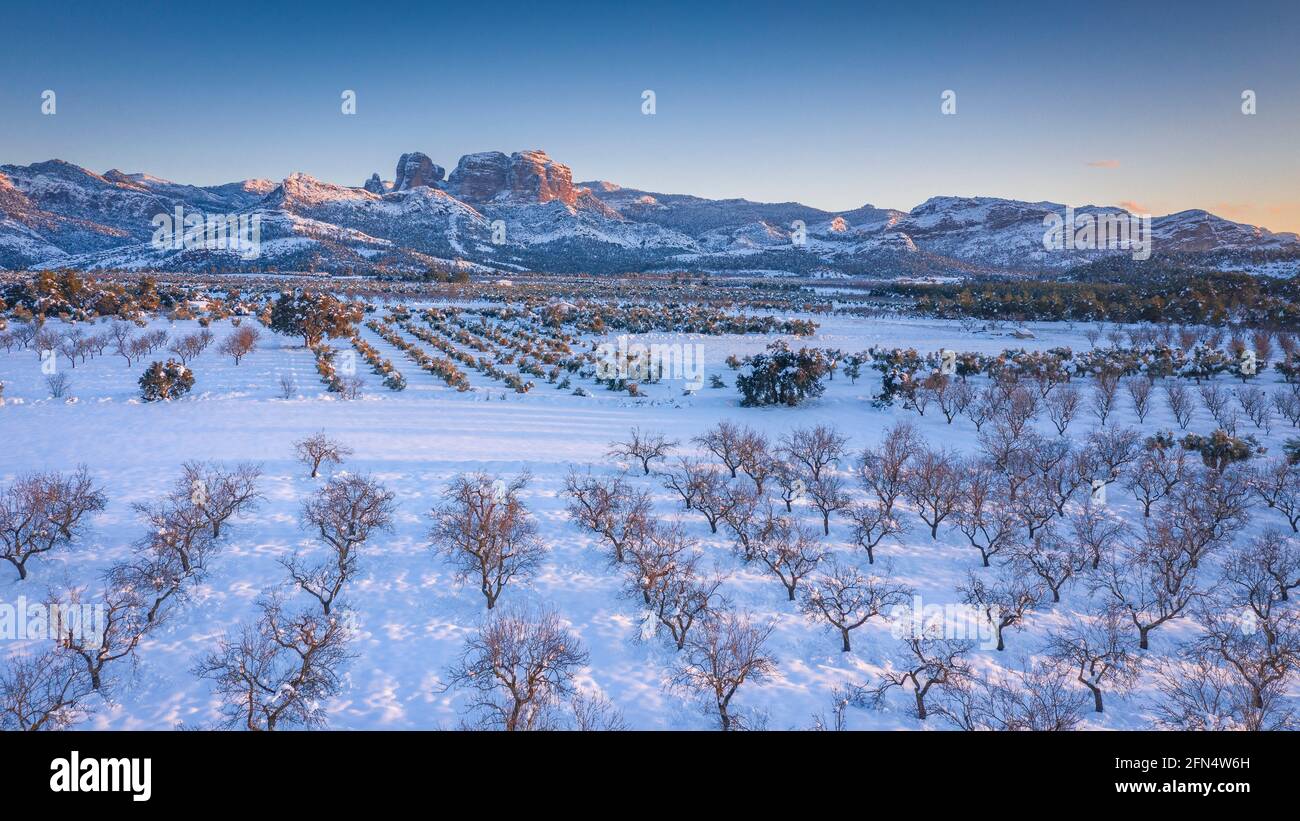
[1,152,1296,276]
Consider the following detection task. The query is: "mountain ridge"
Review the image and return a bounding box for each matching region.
[1,151,1295,277]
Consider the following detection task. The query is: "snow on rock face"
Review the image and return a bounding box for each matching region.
[447,150,577,206]
[447,151,511,202]
[506,150,577,206]
[393,152,445,191]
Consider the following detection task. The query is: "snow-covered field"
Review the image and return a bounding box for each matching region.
[1,310,1295,730]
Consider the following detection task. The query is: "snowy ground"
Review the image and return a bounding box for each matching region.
[0,310,1294,730]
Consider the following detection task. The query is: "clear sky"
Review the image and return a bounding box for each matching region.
[2,0,1298,232]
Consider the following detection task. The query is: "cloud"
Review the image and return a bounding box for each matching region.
[1118,200,1149,214]
[1086,160,1121,169]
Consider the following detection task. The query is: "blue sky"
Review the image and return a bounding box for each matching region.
[2,0,1298,231]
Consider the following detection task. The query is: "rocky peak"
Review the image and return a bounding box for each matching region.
[507,150,576,206]
[447,151,510,202]
[393,152,444,191]
[363,173,385,194]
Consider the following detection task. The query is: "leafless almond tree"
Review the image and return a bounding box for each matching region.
[288,473,395,615]
[218,325,261,365]
[443,604,589,731]
[0,647,96,731]
[54,584,150,691]
[1089,369,1121,425]
[958,566,1043,651]
[608,426,678,475]
[806,472,850,536]
[0,467,107,581]
[694,420,746,478]
[1225,529,1300,603]
[429,472,545,609]
[1163,381,1196,429]
[671,611,777,731]
[953,464,1019,567]
[846,496,906,565]
[180,461,263,538]
[1125,376,1154,423]
[563,468,651,564]
[1090,521,1202,650]
[649,555,726,651]
[660,456,710,511]
[800,558,912,652]
[752,516,825,601]
[194,595,354,730]
[857,421,918,519]
[1149,655,1295,731]
[867,634,973,721]
[1044,383,1081,435]
[1046,608,1142,713]
[293,431,353,478]
[1251,456,1300,532]
[903,446,963,539]
[778,424,849,484]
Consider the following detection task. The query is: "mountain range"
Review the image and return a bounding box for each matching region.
[2,150,1297,277]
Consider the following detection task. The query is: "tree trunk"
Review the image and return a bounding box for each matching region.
[841,629,852,653]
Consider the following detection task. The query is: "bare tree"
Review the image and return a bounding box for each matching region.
[958,567,1043,651]
[1251,456,1300,532]
[778,424,849,484]
[694,421,746,478]
[1011,528,1087,604]
[293,431,353,478]
[1150,655,1295,731]
[953,464,1020,567]
[563,469,651,564]
[1164,381,1196,430]
[735,428,777,492]
[428,472,546,609]
[867,634,973,721]
[846,495,905,565]
[1070,500,1129,570]
[751,515,825,601]
[1044,384,1081,435]
[800,558,912,652]
[443,605,588,731]
[181,461,263,539]
[806,472,850,535]
[648,553,726,651]
[54,585,150,691]
[1089,369,1121,425]
[0,467,107,581]
[660,456,710,512]
[1090,522,1202,650]
[1125,438,1189,517]
[671,612,777,731]
[858,421,919,520]
[1124,376,1153,423]
[0,648,96,731]
[939,661,1088,731]
[608,427,678,475]
[692,467,746,534]
[194,595,354,730]
[1272,383,1300,427]
[903,446,963,539]
[1226,529,1300,603]
[287,474,396,615]
[623,520,694,606]
[218,325,261,365]
[1046,608,1142,713]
